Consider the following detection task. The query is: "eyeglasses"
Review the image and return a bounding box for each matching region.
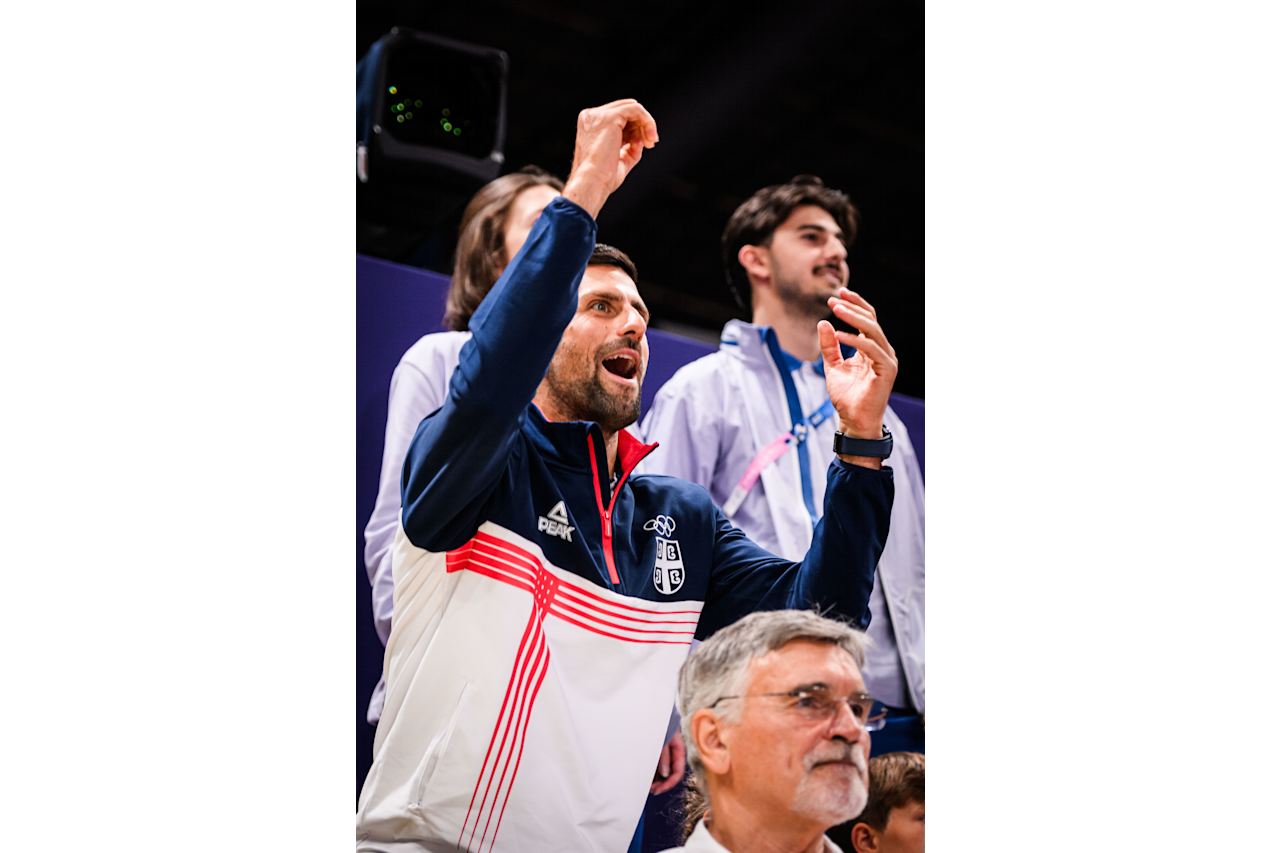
[710,686,888,731]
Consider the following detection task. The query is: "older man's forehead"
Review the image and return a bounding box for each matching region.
[748,639,864,693]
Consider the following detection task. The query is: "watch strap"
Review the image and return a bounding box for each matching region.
[833,427,893,459]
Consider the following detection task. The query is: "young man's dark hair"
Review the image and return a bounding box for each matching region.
[444,165,565,331]
[720,174,859,312]
[588,243,638,283]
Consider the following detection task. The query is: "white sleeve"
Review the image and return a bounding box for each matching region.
[363,340,455,646]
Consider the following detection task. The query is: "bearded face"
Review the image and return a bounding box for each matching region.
[542,333,645,431]
[772,262,844,320]
[790,733,870,824]
[535,264,650,432]
[761,204,850,321]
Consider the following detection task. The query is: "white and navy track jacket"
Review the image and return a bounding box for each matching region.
[355,197,895,853]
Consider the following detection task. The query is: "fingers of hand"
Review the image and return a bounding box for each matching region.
[618,102,659,147]
[834,330,897,376]
[827,297,896,358]
[832,287,876,316]
[827,294,877,326]
[651,774,679,795]
[617,147,644,183]
[621,118,658,151]
[592,97,640,114]
[581,99,657,137]
[670,735,686,776]
[817,320,843,368]
[650,734,685,793]
[592,97,657,146]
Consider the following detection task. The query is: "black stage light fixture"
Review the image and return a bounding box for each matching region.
[357,27,508,188]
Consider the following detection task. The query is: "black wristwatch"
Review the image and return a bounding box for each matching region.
[833,427,893,459]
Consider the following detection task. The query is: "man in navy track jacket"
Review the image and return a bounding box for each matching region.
[356,99,898,853]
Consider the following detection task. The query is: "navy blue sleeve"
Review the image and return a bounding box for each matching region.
[697,460,894,637]
[399,198,598,552]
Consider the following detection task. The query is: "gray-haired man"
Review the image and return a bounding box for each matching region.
[662,610,880,853]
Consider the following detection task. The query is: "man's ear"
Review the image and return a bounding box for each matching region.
[737,244,770,286]
[851,822,879,853]
[690,709,732,776]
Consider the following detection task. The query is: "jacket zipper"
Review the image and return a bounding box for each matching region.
[586,434,622,586]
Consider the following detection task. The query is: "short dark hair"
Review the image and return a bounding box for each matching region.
[681,782,708,843]
[721,174,859,312]
[856,751,925,831]
[588,243,638,283]
[827,752,925,853]
[443,165,564,331]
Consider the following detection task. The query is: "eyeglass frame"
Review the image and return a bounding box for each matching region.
[709,684,889,732]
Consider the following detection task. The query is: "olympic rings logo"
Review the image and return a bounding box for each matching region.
[643,515,677,537]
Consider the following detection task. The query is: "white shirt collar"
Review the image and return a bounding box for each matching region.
[660,818,843,853]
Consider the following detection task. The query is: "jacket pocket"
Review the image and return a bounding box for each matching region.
[410,680,472,811]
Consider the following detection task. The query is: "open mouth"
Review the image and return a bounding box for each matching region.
[601,351,639,382]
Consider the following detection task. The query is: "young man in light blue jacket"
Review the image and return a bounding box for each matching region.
[641,176,925,753]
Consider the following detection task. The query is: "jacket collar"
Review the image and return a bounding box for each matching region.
[616,426,658,474]
[719,319,825,377]
[523,403,657,479]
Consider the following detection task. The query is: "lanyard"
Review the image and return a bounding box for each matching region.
[721,398,835,518]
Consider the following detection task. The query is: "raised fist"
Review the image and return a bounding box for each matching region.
[561,99,659,219]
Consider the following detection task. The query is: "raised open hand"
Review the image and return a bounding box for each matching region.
[817,288,898,441]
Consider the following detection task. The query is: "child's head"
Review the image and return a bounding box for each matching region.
[847,752,925,853]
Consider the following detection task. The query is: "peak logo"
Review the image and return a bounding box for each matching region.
[538,500,574,543]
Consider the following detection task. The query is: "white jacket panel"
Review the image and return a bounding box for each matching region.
[357,522,702,852]
[363,331,472,723]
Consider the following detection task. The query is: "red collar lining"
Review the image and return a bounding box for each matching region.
[616,428,658,478]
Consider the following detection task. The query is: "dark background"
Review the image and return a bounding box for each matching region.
[357,0,924,397]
